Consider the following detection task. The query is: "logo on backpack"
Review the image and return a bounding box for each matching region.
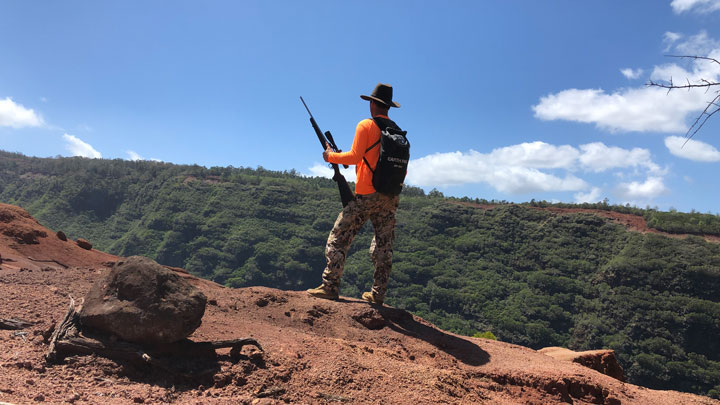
[363,117,410,196]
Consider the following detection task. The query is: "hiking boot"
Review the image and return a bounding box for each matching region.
[361,291,384,305]
[307,284,339,300]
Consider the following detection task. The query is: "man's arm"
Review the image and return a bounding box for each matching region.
[325,120,370,166]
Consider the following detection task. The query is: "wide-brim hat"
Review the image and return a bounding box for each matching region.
[360,83,401,108]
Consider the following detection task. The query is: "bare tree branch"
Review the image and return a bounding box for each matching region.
[647,79,720,90]
[665,55,720,66]
[646,54,720,141]
[687,95,720,145]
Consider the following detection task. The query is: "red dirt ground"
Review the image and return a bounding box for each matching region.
[1,203,719,404]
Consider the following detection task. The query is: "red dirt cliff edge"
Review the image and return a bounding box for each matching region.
[0,203,717,404]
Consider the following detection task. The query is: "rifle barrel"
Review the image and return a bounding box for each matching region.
[300,96,355,206]
[299,97,313,119]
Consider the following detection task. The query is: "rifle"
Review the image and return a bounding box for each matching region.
[300,96,355,207]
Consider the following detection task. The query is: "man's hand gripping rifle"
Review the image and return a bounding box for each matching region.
[300,97,355,207]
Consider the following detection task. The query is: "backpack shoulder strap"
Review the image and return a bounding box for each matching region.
[363,139,381,173]
[362,117,388,172]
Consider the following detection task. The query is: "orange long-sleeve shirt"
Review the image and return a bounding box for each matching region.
[327,115,386,195]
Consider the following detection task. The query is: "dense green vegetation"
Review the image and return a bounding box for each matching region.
[1,150,719,398]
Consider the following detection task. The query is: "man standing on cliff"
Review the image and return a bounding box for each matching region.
[307,83,405,305]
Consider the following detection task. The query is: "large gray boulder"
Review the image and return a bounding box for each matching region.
[79,256,207,344]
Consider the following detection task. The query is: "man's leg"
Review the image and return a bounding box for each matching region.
[312,199,368,297]
[366,195,399,303]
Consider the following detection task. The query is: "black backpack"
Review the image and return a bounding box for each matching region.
[363,117,410,196]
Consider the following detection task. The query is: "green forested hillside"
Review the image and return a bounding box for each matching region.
[1,150,719,398]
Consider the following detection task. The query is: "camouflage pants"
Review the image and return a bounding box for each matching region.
[321,193,400,300]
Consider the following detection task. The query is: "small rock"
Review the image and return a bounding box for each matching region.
[16,361,33,370]
[605,396,621,405]
[213,373,232,388]
[351,308,387,330]
[56,230,67,241]
[67,393,81,403]
[42,322,56,343]
[256,297,269,307]
[133,396,145,403]
[26,378,35,385]
[76,238,92,250]
[33,394,45,402]
[208,299,218,306]
[251,399,279,405]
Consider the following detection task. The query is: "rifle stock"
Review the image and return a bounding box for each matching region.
[300,97,355,207]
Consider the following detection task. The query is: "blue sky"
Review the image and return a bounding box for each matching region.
[2,1,720,213]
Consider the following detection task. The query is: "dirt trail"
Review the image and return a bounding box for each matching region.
[453,202,720,243]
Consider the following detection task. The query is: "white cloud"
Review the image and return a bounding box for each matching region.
[487,141,579,169]
[306,163,357,183]
[403,141,661,195]
[533,86,706,133]
[579,142,662,173]
[127,150,143,161]
[63,134,101,158]
[575,187,603,203]
[405,145,587,194]
[616,177,668,200]
[673,31,720,55]
[126,150,162,162]
[664,32,683,51]
[621,68,644,79]
[665,136,720,162]
[0,97,44,128]
[533,32,720,134]
[671,0,720,14]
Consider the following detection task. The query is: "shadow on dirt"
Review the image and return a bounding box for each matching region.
[338,300,490,366]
